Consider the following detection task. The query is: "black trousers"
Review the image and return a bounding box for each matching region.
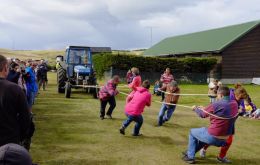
[100,96,116,117]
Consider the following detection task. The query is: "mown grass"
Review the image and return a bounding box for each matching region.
[30,72,260,165]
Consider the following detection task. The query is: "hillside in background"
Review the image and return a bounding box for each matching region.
[0,48,64,66]
[0,48,145,66]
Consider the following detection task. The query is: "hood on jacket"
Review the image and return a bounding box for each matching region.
[136,87,148,93]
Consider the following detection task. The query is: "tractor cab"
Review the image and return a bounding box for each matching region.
[65,46,94,85]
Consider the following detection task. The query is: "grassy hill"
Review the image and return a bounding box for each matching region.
[0,48,145,66]
[0,48,64,66]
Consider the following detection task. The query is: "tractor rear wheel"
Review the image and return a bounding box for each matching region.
[57,67,66,93]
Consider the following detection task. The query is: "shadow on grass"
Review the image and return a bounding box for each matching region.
[195,156,260,165]
[45,159,115,165]
[123,134,186,146]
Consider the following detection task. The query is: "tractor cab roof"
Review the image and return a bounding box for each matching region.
[66,46,112,53]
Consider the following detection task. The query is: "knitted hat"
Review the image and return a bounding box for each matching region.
[0,143,32,165]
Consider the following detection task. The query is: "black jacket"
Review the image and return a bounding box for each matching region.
[6,70,20,84]
[0,78,30,146]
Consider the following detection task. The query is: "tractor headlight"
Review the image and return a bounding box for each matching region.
[78,76,83,80]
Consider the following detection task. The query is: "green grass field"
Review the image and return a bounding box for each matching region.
[30,72,260,165]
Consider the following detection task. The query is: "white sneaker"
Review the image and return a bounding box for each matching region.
[199,149,206,158]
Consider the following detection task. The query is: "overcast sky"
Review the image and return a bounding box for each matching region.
[0,0,259,50]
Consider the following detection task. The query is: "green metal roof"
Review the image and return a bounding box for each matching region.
[143,20,260,56]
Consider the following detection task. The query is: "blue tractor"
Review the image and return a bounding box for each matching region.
[56,46,111,98]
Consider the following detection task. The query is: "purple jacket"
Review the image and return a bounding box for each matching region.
[195,97,238,137]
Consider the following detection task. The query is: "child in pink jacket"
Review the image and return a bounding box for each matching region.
[120,80,151,136]
[128,67,141,91]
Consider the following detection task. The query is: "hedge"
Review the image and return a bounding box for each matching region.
[93,53,217,78]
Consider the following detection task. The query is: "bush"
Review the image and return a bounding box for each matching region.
[93,53,217,79]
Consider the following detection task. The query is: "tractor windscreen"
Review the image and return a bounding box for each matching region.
[68,49,89,65]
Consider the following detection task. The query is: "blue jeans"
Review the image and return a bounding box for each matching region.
[27,91,35,108]
[122,114,143,135]
[158,104,176,126]
[187,127,227,159]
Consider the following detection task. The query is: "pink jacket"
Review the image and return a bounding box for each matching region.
[160,73,174,84]
[128,75,141,91]
[125,87,151,116]
[99,80,118,100]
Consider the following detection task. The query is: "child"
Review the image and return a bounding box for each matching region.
[153,80,160,95]
[244,97,256,117]
[119,80,151,136]
[128,67,141,91]
[158,80,180,126]
[159,68,174,101]
[208,81,217,103]
[98,75,120,120]
[126,69,133,84]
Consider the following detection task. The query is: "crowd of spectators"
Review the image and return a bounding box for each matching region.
[0,55,48,164]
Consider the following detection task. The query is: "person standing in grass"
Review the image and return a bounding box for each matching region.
[0,55,31,147]
[98,75,120,120]
[120,80,151,136]
[6,62,21,84]
[208,81,217,103]
[159,68,174,101]
[25,62,38,113]
[37,59,48,91]
[182,86,239,164]
[126,69,133,84]
[157,80,180,126]
[128,67,141,91]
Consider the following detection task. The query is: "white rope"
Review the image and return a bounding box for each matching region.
[72,84,238,120]
[158,89,216,96]
[154,100,192,109]
[119,91,129,96]
[73,85,101,88]
[117,85,129,88]
[154,100,238,120]
[73,84,129,89]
